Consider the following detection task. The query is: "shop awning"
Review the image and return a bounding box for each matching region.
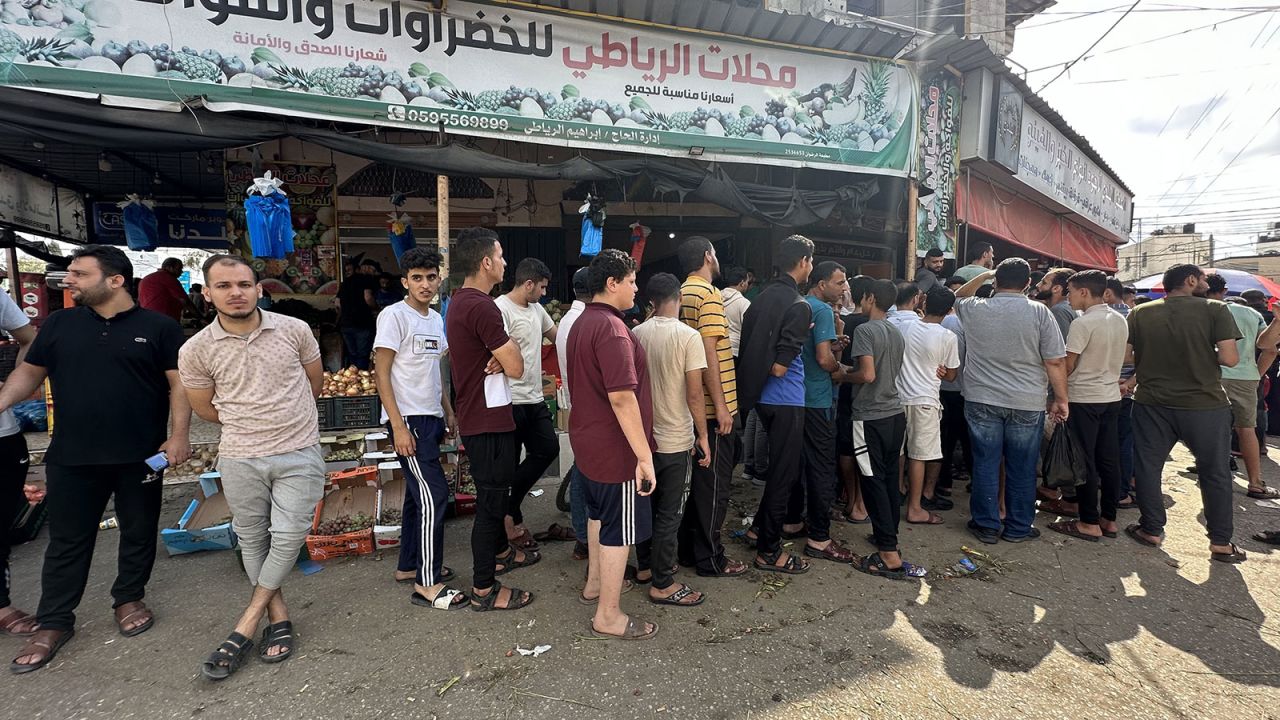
[956,174,1120,272]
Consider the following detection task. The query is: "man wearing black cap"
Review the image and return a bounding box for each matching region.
[555,267,594,557]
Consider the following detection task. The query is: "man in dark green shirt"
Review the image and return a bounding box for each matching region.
[1124,264,1244,562]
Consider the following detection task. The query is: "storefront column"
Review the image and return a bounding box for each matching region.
[437,173,450,281]
[905,180,918,281]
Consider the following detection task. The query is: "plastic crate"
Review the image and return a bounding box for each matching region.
[317,395,381,431]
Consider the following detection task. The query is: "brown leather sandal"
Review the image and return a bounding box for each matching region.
[10,628,73,675]
[0,608,37,637]
[114,601,154,637]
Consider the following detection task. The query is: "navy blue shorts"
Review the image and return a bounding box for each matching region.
[581,472,652,547]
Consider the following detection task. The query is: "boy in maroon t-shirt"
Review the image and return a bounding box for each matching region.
[567,249,659,641]
[445,228,539,612]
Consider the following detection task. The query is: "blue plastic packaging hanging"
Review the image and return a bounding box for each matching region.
[118,196,158,251]
[244,171,294,259]
[580,215,602,257]
[388,213,416,262]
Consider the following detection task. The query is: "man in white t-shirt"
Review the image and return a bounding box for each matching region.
[897,287,960,526]
[0,291,38,638]
[373,248,465,610]
[495,258,559,550]
[632,273,709,606]
[553,267,591,557]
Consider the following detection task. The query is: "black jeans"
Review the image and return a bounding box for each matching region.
[506,402,559,525]
[636,451,691,590]
[340,327,374,370]
[1133,403,1234,545]
[786,407,837,543]
[462,432,518,591]
[857,414,907,552]
[677,416,737,573]
[37,462,162,631]
[0,433,30,608]
[938,391,971,490]
[1067,401,1122,525]
[753,404,805,556]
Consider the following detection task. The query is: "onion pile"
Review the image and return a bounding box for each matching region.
[322,366,378,398]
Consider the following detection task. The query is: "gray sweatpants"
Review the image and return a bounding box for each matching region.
[219,445,326,591]
[1132,403,1234,545]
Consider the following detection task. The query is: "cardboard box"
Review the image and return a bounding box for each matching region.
[541,374,556,397]
[160,473,237,556]
[321,433,368,473]
[363,450,398,473]
[306,466,378,561]
[555,408,570,433]
[364,432,392,454]
[374,466,405,550]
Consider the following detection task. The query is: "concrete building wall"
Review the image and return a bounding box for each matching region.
[1116,232,1210,281]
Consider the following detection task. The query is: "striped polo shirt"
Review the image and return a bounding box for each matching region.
[680,275,738,419]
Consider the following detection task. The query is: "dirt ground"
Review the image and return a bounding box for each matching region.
[3,434,1279,720]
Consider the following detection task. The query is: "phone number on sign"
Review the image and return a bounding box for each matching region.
[385,106,511,130]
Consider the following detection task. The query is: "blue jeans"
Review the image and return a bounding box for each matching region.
[341,327,374,370]
[965,401,1045,538]
[569,463,587,543]
[1117,396,1135,499]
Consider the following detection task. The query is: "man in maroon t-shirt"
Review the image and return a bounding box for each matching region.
[138,258,191,322]
[445,228,539,612]
[567,249,658,641]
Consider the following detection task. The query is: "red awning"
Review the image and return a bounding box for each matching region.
[955,175,1120,272]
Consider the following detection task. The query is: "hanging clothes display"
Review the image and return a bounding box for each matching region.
[244,171,294,259]
[628,222,650,267]
[388,211,416,262]
[578,193,606,258]
[117,195,158,251]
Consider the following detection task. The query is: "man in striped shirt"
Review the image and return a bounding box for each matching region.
[676,237,747,578]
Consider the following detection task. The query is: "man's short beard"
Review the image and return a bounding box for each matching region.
[218,306,257,320]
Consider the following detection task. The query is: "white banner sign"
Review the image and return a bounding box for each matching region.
[0,164,87,241]
[0,0,917,174]
[1015,105,1131,240]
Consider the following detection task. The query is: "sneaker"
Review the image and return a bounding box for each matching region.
[966,520,999,545]
[1001,527,1042,543]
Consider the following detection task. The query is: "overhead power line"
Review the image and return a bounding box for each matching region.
[1036,0,1143,93]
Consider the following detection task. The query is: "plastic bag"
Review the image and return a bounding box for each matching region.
[13,399,47,433]
[1041,422,1086,489]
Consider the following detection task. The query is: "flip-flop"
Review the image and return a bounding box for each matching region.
[1048,520,1100,543]
[907,512,944,525]
[532,523,577,542]
[1211,544,1247,564]
[1125,523,1162,548]
[9,628,73,675]
[1252,530,1280,546]
[648,584,705,607]
[1247,486,1280,500]
[410,587,469,611]
[836,511,872,525]
[589,616,659,641]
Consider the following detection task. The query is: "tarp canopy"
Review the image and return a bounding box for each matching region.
[1132,268,1280,299]
[956,173,1120,272]
[0,88,881,229]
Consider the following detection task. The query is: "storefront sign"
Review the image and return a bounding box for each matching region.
[991,77,1023,173]
[916,70,960,256]
[1015,105,1132,240]
[93,203,229,249]
[0,0,916,175]
[224,162,338,294]
[0,163,86,242]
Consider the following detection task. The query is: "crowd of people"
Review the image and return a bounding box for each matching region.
[2,234,1279,679]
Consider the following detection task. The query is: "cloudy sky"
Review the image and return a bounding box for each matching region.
[1007,1,1279,259]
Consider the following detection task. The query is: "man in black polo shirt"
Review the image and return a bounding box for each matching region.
[2,245,190,675]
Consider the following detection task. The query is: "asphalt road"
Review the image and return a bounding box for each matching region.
[3,441,1279,720]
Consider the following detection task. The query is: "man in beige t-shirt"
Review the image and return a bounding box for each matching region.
[1048,270,1128,543]
[631,273,709,606]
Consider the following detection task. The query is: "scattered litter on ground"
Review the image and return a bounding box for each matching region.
[99,517,118,531]
[517,619,536,629]
[755,577,789,600]
[1254,499,1280,510]
[962,545,1017,574]
[297,559,324,576]
[438,675,461,697]
[514,644,551,657]
[742,516,754,526]
[942,557,979,578]
[528,489,544,497]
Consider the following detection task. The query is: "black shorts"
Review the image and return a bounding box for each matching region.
[582,473,652,547]
[836,406,855,457]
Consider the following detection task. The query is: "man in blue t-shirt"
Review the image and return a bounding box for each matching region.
[738,235,814,575]
[782,261,856,564]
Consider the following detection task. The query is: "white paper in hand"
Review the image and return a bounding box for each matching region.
[484,373,512,408]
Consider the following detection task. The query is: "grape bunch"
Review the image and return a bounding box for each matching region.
[765,99,788,118]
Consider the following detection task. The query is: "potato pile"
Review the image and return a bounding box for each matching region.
[322,366,378,397]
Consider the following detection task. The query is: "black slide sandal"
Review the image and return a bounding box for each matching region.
[201,632,254,681]
[259,622,295,664]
